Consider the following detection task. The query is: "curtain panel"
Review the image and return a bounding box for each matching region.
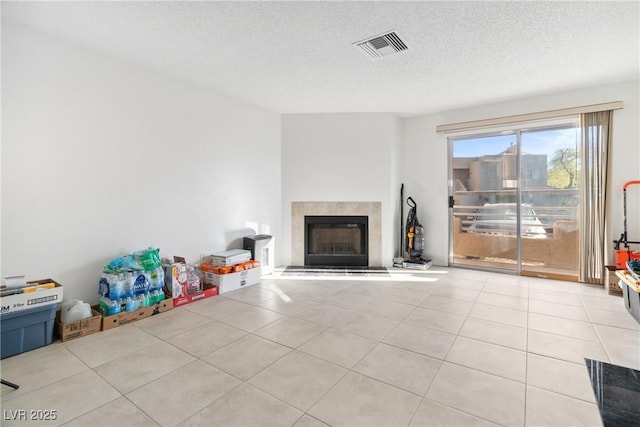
[579,110,612,284]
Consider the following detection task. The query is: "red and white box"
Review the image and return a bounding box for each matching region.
[163,257,202,298]
[172,286,218,308]
[163,256,218,307]
[203,266,261,294]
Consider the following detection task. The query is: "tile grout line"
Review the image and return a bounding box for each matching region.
[177,319,312,425]
[0,346,94,404]
[238,279,433,426]
[411,276,523,426]
[210,289,367,422]
[584,290,617,366]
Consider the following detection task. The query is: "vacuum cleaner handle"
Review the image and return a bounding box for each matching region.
[407,197,416,209]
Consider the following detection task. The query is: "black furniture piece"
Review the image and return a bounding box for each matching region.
[585,358,640,426]
[1,379,20,389]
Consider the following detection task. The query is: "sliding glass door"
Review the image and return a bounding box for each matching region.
[520,127,579,279]
[450,133,518,272]
[449,121,580,280]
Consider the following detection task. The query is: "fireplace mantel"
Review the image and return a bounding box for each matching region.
[291,202,382,266]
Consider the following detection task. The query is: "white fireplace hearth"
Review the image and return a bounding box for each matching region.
[291,202,382,267]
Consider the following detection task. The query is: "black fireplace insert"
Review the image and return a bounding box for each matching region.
[304,215,368,266]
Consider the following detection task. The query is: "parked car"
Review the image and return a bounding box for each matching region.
[467,203,547,239]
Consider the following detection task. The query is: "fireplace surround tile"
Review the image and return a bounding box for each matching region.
[292,202,382,267]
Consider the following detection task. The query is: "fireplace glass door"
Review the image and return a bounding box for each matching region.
[305,216,368,266]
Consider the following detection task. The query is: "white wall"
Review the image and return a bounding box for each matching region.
[1,21,282,304]
[281,113,402,266]
[403,79,640,266]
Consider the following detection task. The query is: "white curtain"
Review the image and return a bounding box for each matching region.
[579,110,612,284]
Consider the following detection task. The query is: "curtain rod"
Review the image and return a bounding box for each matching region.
[436,101,624,133]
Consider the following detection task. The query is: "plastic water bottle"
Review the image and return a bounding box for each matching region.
[144,292,152,307]
[150,289,165,304]
[146,267,164,292]
[147,290,156,305]
[122,272,134,298]
[124,296,138,312]
[98,276,110,297]
[98,297,107,316]
[134,293,143,308]
[132,273,149,296]
[111,299,121,315]
[135,293,148,308]
[99,297,121,316]
[155,289,165,303]
[110,276,123,301]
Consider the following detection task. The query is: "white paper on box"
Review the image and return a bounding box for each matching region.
[208,267,261,294]
[4,275,27,289]
[203,249,251,266]
[0,283,63,315]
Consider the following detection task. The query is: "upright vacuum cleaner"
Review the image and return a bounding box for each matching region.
[399,194,431,269]
[404,197,429,268]
[393,185,431,269]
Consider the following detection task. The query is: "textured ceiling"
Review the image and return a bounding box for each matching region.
[3,1,639,116]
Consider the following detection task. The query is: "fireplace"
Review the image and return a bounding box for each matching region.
[291,202,381,266]
[304,215,368,266]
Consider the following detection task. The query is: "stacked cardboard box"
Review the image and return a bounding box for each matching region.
[200,250,261,294]
[163,256,218,307]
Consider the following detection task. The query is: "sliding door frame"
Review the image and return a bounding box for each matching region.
[447,119,580,278]
[447,129,522,274]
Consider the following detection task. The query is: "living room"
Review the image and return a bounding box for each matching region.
[3,2,640,426]
[3,2,638,303]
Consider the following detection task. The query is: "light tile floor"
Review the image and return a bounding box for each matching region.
[2,267,639,426]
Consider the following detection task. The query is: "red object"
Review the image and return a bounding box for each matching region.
[172,286,218,307]
[623,180,640,190]
[616,249,640,270]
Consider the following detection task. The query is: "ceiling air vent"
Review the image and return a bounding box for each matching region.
[354,30,408,60]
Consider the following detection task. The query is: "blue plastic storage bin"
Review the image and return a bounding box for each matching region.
[1,304,56,359]
[620,279,640,324]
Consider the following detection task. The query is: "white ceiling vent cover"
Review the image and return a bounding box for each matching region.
[354,31,408,60]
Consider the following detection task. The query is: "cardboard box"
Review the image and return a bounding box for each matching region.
[605,266,623,296]
[202,249,251,267]
[205,266,261,294]
[0,279,63,315]
[101,299,173,331]
[163,257,203,299]
[55,309,102,342]
[162,256,218,307]
[172,286,219,308]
